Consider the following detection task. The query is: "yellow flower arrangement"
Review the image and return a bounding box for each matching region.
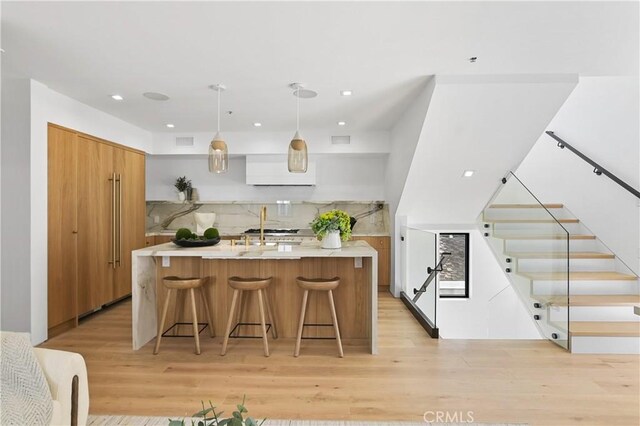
[310,209,352,241]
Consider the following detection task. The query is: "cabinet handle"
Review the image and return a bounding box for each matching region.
[109,173,117,268]
[116,174,122,267]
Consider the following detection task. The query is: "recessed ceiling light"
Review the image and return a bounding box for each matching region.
[111,94,124,101]
[166,123,175,128]
[337,121,346,126]
[462,170,475,177]
[340,90,353,96]
[143,92,170,101]
[253,122,262,127]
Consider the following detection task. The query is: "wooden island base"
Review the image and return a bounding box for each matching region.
[155,257,373,340]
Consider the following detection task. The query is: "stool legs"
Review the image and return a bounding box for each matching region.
[257,289,270,357]
[264,289,278,339]
[221,289,239,356]
[154,288,173,355]
[294,289,310,357]
[327,289,344,358]
[188,288,201,355]
[199,287,215,338]
[233,290,245,337]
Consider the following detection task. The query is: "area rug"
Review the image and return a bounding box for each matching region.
[88,415,526,426]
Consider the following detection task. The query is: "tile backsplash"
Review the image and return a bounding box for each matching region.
[146,201,389,235]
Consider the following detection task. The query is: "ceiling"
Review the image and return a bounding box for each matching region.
[2,1,638,133]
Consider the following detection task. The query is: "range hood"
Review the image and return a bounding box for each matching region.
[245,155,316,186]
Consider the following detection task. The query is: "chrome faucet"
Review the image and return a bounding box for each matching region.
[259,205,267,245]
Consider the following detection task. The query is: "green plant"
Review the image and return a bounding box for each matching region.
[175,228,193,240]
[310,209,352,241]
[168,397,265,426]
[175,176,192,193]
[203,227,220,239]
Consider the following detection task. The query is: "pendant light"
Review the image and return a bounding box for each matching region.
[208,84,228,173]
[288,83,315,173]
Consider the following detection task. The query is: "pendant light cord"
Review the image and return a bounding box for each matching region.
[296,87,300,131]
[217,86,221,133]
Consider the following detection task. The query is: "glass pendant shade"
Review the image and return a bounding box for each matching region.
[208,132,228,173]
[288,130,308,173]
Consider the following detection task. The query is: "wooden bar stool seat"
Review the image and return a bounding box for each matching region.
[153,276,214,355]
[294,276,344,358]
[221,276,278,357]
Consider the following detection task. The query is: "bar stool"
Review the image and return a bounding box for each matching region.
[221,277,278,357]
[153,276,214,355]
[294,277,344,358]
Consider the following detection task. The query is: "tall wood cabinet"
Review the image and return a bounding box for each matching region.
[48,124,145,336]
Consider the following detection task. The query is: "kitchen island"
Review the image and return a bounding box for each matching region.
[132,240,378,353]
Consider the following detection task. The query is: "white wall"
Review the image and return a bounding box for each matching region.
[27,80,152,344]
[386,77,436,294]
[410,226,542,339]
[1,77,32,333]
[146,154,387,202]
[516,76,640,274]
[151,131,390,155]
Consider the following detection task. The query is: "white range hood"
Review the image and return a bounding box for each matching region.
[245,155,316,186]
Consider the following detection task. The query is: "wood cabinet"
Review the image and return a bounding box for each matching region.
[351,236,390,288]
[48,124,145,335]
[47,126,78,334]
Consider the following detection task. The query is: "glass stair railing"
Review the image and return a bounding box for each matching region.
[479,172,570,350]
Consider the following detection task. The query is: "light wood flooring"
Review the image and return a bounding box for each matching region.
[40,292,639,426]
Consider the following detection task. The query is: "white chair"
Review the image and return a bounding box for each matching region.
[0,332,89,426]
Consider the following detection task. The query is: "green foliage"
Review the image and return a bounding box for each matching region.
[203,227,220,240]
[175,228,193,240]
[169,397,265,426]
[310,209,352,241]
[175,176,192,192]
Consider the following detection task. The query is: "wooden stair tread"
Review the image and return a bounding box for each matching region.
[533,294,640,306]
[487,219,579,224]
[569,322,640,337]
[505,252,614,259]
[495,234,595,240]
[488,203,564,209]
[519,271,638,281]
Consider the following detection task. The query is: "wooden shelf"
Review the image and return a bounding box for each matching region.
[519,271,637,281]
[534,294,640,306]
[569,321,640,337]
[506,252,614,259]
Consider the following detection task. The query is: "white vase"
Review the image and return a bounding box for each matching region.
[177,191,186,202]
[321,230,342,249]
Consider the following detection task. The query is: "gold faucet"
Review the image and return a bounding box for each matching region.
[259,205,267,246]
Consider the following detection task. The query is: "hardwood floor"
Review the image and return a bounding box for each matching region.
[41,292,639,425]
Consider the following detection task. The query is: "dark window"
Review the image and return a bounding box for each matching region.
[438,233,469,298]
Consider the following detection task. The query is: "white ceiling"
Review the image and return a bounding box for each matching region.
[2,1,638,132]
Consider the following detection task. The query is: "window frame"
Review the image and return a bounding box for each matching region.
[437,232,470,299]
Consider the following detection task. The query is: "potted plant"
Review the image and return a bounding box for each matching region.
[310,209,352,249]
[169,397,264,426]
[174,176,191,202]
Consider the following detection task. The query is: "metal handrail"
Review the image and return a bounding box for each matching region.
[546,131,640,199]
[411,252,451,303]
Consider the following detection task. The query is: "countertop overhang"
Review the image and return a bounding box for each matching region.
[134,240,377,259]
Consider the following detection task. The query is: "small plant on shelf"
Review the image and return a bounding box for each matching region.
[168,396,265,426]
[174,176,192,193]
[310,209,352,241]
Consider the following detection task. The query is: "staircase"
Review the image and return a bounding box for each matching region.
[480,175,640,354]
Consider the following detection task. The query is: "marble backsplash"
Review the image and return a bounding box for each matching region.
[146,201,390,236]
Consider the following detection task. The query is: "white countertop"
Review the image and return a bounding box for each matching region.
[134,240,377,259]
[145,231,390,237]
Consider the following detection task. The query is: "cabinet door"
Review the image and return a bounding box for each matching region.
[352,236,390,287]
[48,126,78,330]
[77,137,114,314]
[113,148,146,299]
